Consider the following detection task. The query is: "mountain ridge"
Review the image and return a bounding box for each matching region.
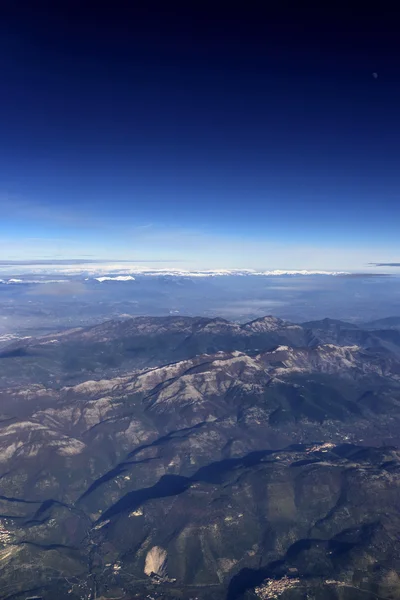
[1,315,400,599]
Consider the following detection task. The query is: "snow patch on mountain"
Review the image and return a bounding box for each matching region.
[0,278,67,284]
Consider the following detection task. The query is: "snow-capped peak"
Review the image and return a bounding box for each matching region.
[94,275,136,283]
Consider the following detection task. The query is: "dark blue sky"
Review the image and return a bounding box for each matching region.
[1,2,400,269]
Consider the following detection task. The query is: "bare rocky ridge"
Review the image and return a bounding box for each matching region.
[1,316,400,599]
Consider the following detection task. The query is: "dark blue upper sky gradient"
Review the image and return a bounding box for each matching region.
[1,2,400,269]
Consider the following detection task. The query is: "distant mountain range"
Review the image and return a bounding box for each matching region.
[0,269,352,283]
[1,316,400,599]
